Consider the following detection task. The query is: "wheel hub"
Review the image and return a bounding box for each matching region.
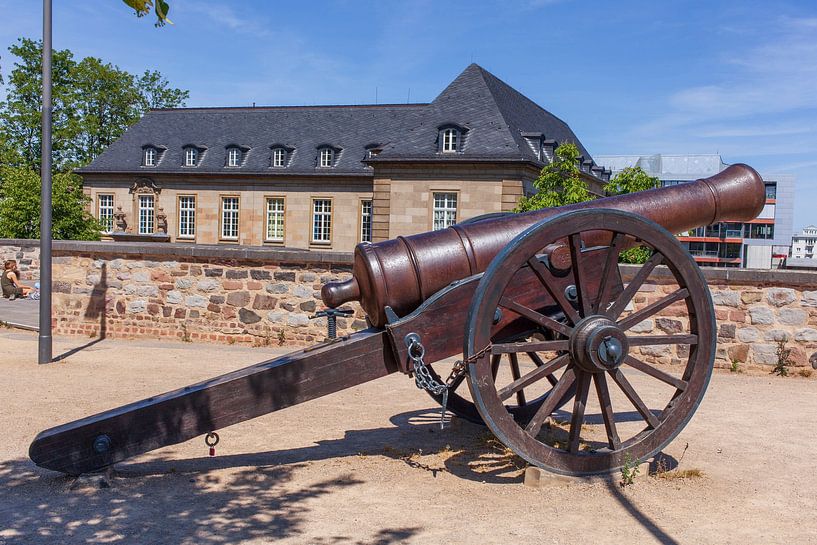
[569,316,629,373]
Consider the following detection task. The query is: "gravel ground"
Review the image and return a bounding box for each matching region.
[0,329,815,545]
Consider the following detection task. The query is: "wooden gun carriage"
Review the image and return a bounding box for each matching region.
[30,164,765,476]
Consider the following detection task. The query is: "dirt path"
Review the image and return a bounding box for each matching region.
[0,330,815,544]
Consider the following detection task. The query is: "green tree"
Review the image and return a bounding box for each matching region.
[605,167,661,264]
[605,166,659,195]
[515,143,592,211]
[0,38,77,170]
[0,166,101,240]
[123,0,173,26]
[0,38,188,171]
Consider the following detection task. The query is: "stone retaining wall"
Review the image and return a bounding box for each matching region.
[0,240,361,345]
[2,239,817,368]
[622,265,817,370]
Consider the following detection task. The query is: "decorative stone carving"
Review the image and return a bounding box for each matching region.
[156,207,168,234]
[129,177,162,195]
[113,206,128,232]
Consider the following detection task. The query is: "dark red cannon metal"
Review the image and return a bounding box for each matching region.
[30,164,764,477]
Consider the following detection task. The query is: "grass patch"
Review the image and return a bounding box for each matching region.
[655,468,705,480]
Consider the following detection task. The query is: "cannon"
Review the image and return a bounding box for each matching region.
[29,164,765,476]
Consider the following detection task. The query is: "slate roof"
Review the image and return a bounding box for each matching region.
[78,64,600,177]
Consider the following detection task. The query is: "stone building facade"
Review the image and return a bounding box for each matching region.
[78,64,609,252]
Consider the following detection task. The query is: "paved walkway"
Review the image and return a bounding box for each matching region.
[0,297,39,330]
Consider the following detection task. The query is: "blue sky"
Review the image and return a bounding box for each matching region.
[2,0,816,230]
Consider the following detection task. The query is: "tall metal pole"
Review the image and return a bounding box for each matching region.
[38,0,53,364]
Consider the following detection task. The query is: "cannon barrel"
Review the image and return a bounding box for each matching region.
[323,163,765,327]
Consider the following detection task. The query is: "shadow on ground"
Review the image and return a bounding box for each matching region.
[3,408,680,544]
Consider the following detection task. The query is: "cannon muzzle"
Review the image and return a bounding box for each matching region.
[323,163,765,327]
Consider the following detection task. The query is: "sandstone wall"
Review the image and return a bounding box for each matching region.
[2,239,816,368]
[622,266,817,370]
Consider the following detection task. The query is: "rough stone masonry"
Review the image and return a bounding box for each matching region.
[2,240,816,369]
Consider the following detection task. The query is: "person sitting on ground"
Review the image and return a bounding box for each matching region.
[2,260,33,300]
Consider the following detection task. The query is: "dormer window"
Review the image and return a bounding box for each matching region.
[319,147,335,168]
[272,147,287,168]
[144,147,157,167]
[442,128,459,153]
[184,147,198,167]
[227,147,242,167]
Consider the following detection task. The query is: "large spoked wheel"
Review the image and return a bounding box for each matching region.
[465,209,715,476]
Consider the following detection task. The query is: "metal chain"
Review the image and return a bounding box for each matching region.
[407,336,492,430]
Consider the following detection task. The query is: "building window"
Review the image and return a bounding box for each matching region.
[432,192,457,230]
[184,148,198,167]
[98,194,114,233]
[138,194,155,234]
[178,195,196,238]
[312,199,332,243]
[272,148,286,168]
[144,148,156,167]
[265,197,285,241]
[441,128,459,153]
[319,148,334,168]
[360,200,372,242]
[765,183,777,200]
[747,223,774,240]
[221,196,239,240]
[227,147,241,167]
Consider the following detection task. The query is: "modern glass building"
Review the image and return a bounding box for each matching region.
[594,154,794,269]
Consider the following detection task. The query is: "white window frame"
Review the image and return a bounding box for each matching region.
[265,197,285,242]
[272,148,286,168]
[138,194,155,234]
[220,196,240,240]
[98,194,114,233]
[432,192,457,230]
[144,147,156,166]
[319,148,334,168]
[185,147,198,167]
[360,199,372,243]
[311,198,332,244]
[441,128,459,153]
[178,195,196,239]
[227,147,241,167]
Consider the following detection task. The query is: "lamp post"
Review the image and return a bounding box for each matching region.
[38,0,52,364]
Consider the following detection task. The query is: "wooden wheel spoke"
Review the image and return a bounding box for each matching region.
[568,234,591,318]
[606,252,663,320]
[527,258,580,325]
[491,354,501,380]
[568,370,592,454]
[626,334,697,346]
[623,355,688,391]
[499,296,573,337]
[593,373,621,450]
[618,288,689,331]
[492,340,569,354]
[525,367,576,437]
[508,353,526,406]
[527,352,559,386]
[498,354,569,402]
[594,233,626,314]
[608,369,660,429]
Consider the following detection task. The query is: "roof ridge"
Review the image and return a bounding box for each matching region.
[149,103,430,113]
